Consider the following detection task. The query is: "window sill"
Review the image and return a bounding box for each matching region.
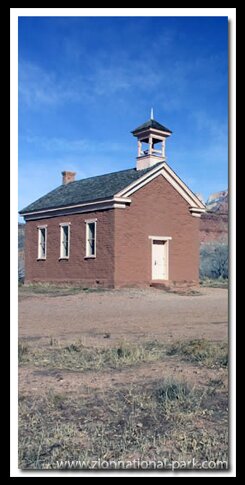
[37,258,46,261]
[84,255,96,259]
[59,257,69,260]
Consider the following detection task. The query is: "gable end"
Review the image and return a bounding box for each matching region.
[115,163,205,217]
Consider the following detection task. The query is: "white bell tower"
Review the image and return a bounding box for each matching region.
[132,110,172,170]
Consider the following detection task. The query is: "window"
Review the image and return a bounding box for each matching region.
[85,220,97,257]
[37,226,47,259]
[60,223,70,259]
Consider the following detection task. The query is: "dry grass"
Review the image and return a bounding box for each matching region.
[18,338,228,469]
[18,339,165,371]
[19,338,228,371]
[200,278,228,289]
[19,283,110,297]
[167,339,228,368]
[18,343,29,363]
[18,377,228,469]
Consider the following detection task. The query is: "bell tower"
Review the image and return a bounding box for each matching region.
[132,109,172,170]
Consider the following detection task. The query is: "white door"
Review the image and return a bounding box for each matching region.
[152,240,168,280]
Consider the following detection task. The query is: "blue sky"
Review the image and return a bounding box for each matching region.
[18,16,228,218]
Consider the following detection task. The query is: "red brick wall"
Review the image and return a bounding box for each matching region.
[114,174,200,286]
[25,210,115,286]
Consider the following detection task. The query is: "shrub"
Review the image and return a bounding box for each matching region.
[200,242,228,279]
[155,380,191,403]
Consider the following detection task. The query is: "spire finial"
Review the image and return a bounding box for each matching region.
[150,107,154,120]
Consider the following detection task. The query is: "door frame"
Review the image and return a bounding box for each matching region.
[149,236,172,281]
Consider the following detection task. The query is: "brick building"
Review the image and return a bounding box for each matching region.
[20,115,205,287]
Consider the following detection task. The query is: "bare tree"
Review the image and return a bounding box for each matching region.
[200,242,228,279]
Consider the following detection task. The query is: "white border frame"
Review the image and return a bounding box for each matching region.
[11,8,235,478]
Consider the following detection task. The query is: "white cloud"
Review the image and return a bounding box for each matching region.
[23,135,87,152]
[19,60,92,107]
[187,111,228,163]
[19,45,226,113]
[21,134,128,154]
[19,61,61,106]
[19,58,164,108]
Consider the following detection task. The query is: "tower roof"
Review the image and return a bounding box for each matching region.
[131,118,172,135]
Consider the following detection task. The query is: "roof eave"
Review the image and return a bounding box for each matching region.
[131,127,172,136]
[20,196,132,219]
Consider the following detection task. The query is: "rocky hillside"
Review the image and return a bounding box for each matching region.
[206,190,228,213]
[200,190,228,244]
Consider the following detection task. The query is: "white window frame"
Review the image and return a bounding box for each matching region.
[59,222,71,259]
[37,225,47,260]
[85,219,97,258]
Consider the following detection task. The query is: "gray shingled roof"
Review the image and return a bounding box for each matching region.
[132,118,172,135]
[19,163,163,214]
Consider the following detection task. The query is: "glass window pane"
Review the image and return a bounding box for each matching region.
[39,228,46,258]
[63,226,68,240]
[86,222,96,256]
[89,239,94,255]
[88,223,95,240]
[61,226,69,257]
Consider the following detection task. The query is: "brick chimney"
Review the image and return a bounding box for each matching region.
[62,171,76,185]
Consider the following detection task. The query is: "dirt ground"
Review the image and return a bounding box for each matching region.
[19,286,228,396]
[18,286,228,468]
[19,286,227,345]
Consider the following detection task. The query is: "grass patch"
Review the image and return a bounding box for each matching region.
[167,339,228,368]
[208,378,225,388]
[171,289,202,297]
[19,283,113,297]
[18,378,228,469]
[19,340,166,372]
[155,379,191,403]
[200,278,228,289]
[19,338,228,371]
[18,343,29,363]
[82,287,112,293]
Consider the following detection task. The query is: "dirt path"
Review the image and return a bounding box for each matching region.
[19,287,228,347]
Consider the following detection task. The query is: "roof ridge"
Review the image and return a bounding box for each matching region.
[70,166,139,185]
[19,163,164,215]
[59,163,160,187]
